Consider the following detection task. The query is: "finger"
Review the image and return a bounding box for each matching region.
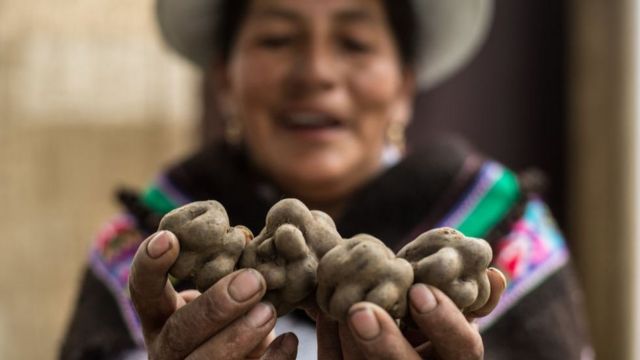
[409,284,483,360]
[154,269,267,359]
[347,302,420,360]
[128,231,182,338]
[414,342,435,358]
[246,330,276,359]
[468,267,507,318]
[303,302,321,322]
[316,313,343,359]
[187,302,277,360]
[179,289,202,304]
[338,322,366,360]
[261,333,299,360]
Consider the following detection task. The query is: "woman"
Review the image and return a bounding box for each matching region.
[61,0,591,359]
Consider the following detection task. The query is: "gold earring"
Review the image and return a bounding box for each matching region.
[387,121,406,153]
[224,115,243,145]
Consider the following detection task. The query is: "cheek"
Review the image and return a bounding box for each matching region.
[347,60,404,144]
[228,56,283,159]
[350,59,403,110]
[229,52,287,112]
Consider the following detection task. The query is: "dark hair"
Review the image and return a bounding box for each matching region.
[215,0,419,67]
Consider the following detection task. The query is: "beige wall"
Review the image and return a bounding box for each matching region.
[0,1,199,358]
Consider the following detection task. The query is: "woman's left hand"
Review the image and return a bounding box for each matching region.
[316,268,506,359]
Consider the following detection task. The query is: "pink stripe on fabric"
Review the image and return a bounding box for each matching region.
[95,215,136,251]
[89,214,145,347]
[477,248,568,331]
[90,250,145,347]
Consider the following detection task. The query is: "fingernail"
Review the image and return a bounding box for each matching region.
[489,267,508,289]
[229,269,263,302]
[349,305,381,340]
[410,284,437,313]
[147,231,172,259]
[246,302,274,327]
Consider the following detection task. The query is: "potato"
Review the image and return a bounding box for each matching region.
[316,234,414,321]
[240,199,342,315]
[158,200,252,291]
[397,227,493,313]
[158,200,492,322]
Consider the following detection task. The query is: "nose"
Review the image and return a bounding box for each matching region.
[287,39,338,96]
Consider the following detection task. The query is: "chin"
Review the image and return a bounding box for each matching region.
[288,162,350,187]
[258,146,379,199]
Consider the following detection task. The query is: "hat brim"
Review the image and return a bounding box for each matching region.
[156,0,494,91]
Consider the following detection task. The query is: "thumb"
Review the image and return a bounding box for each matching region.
[128,230,182,339]
[409,284,484,359]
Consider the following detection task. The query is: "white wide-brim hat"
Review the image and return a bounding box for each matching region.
[157,0,494,90]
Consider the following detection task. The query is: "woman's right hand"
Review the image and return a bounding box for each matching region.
[316,268,506,359]
[129,230,298,360]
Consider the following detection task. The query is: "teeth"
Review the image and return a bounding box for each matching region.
[285,113,334,127]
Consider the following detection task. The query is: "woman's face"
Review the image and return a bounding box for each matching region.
[218,0,414,205]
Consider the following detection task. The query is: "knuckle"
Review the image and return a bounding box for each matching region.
[200,290,239,325]
[220,327,248,351]
[157,320,192,358]
[127,262,153,301]
[358,335,395,359]
[185,351,211,360]
[465,334,484,360]
[127,281,146,313]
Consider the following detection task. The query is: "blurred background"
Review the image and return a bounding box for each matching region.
[0,0,637,358]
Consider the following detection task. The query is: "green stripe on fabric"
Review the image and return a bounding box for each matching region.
[142,185,179,215]
[456,169,520,237]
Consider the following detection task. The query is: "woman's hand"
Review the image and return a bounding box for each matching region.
[128,231,298,360]
[317,268,507,359]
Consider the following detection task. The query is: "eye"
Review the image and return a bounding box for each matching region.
[257,35,294,49]
[340,37,372,53]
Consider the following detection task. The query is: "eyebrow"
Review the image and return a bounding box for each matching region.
[253,7,301,23]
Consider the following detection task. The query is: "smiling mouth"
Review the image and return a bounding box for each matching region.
[278,113,343,130]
